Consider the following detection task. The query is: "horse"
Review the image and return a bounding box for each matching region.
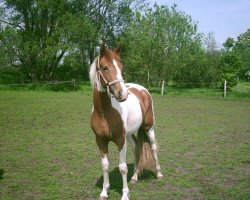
[89,43,163,200]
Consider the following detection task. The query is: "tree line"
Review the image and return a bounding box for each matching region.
[0,0,249,88]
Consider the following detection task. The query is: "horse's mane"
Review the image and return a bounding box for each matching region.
[89,58,105,92]
[89,58,98,89]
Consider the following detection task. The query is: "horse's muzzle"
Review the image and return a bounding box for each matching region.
[115,90,128,102]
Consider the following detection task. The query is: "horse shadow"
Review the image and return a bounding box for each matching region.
[0,169,4,180]
[95,164,155,195]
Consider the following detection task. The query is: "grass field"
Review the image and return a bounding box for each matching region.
[0,90,250,200]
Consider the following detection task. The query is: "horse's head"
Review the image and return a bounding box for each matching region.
[96,43,128,102]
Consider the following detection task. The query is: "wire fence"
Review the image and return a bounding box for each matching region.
[0,79,76,86]
[0,79,78,91]
[148,80,250,98]
[0,79,249,97]
[236,85,250,92]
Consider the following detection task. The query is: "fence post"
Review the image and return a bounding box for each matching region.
[161,81,165,95]
[236,77,239,92]
[73,79,76,88]
[224,80,227,98]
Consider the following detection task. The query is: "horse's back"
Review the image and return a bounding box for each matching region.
[125,83,153,113]
[126,83,154,132]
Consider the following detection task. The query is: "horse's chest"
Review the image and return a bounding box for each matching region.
[111,95,143,134]
[91,106,125,138]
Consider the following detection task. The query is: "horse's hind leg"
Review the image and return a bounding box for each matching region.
[146,127,163,179]
[126,134,139,184]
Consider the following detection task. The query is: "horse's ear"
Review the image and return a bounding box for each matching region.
[100,41,106,57]
[113,44,121,55]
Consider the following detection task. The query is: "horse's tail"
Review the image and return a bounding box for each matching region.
[135,127,155,175]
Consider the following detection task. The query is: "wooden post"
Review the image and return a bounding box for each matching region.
[73,79,76,87]
[224,80,227,98]
[161,81,165,95]
[236,77,239,92]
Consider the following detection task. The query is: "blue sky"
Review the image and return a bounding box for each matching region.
[147,0,250,47]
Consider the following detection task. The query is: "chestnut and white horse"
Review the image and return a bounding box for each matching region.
[89,43,163,200]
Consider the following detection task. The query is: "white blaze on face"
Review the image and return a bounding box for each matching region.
[112,59,127,93]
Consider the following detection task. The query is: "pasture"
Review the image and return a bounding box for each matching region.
[0,91,249,199]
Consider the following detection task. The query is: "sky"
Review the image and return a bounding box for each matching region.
[147,0,250,47]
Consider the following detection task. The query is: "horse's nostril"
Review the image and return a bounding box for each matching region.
[118,91,122,96]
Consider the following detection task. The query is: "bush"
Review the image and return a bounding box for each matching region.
[0,67,25,84]
[46,82,79,91]
[222,73,238,90]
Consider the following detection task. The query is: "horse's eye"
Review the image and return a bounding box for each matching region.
[103,66,108,71]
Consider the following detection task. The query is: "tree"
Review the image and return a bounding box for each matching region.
[0,26,17,68]
[234,29,250,79]
[223,37,235,52]
[203,32,218,53]
[68,0,139,80]
[220,33,250,87]
[121,4,202,87]
[0,0,73,81]
[221,37,242,88]
[0,0,142,82]
[201,32,221,86]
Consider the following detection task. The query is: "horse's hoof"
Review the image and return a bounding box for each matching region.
[121,194,130,200]
[130,178,138,184]
[157,174,164,180]
[100,196,108,200]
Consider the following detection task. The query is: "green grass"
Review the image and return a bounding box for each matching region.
[233,81,250,93]
[0,91,250,199]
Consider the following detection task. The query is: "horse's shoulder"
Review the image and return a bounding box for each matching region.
[125,83,148,91]
[126,83,151,99]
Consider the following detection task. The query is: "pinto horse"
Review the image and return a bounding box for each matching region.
[89,43,163,200]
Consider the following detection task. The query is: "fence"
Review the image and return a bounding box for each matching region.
[156,80,250,98]
[0,79,78,91]
[1,79,249,98]
[1,79,76,86]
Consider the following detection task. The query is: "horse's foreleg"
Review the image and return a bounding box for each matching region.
[147,127,163,179]
[119,140,129,200]
[96,137,110,199]
[100,154,110,199]
[126,134,138,184]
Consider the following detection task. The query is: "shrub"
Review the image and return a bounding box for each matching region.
[0,67,25,84]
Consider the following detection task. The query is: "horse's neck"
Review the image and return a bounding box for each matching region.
[93,88,112,115]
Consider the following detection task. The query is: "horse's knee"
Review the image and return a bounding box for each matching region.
[102,156,109,172]
[102,162,109,172]
[119,163,128,175]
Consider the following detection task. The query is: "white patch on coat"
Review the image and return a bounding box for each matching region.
[100,154,110,198]
[101,155,109,171]
[126,83,155,122]
[125,83,149,93]
[111,90,143,135]
[109,82,157,135]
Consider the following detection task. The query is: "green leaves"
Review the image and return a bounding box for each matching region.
[0,1,249,86]
[235,29,250,79]
[220,30,249,87]
[121,4,201,86]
